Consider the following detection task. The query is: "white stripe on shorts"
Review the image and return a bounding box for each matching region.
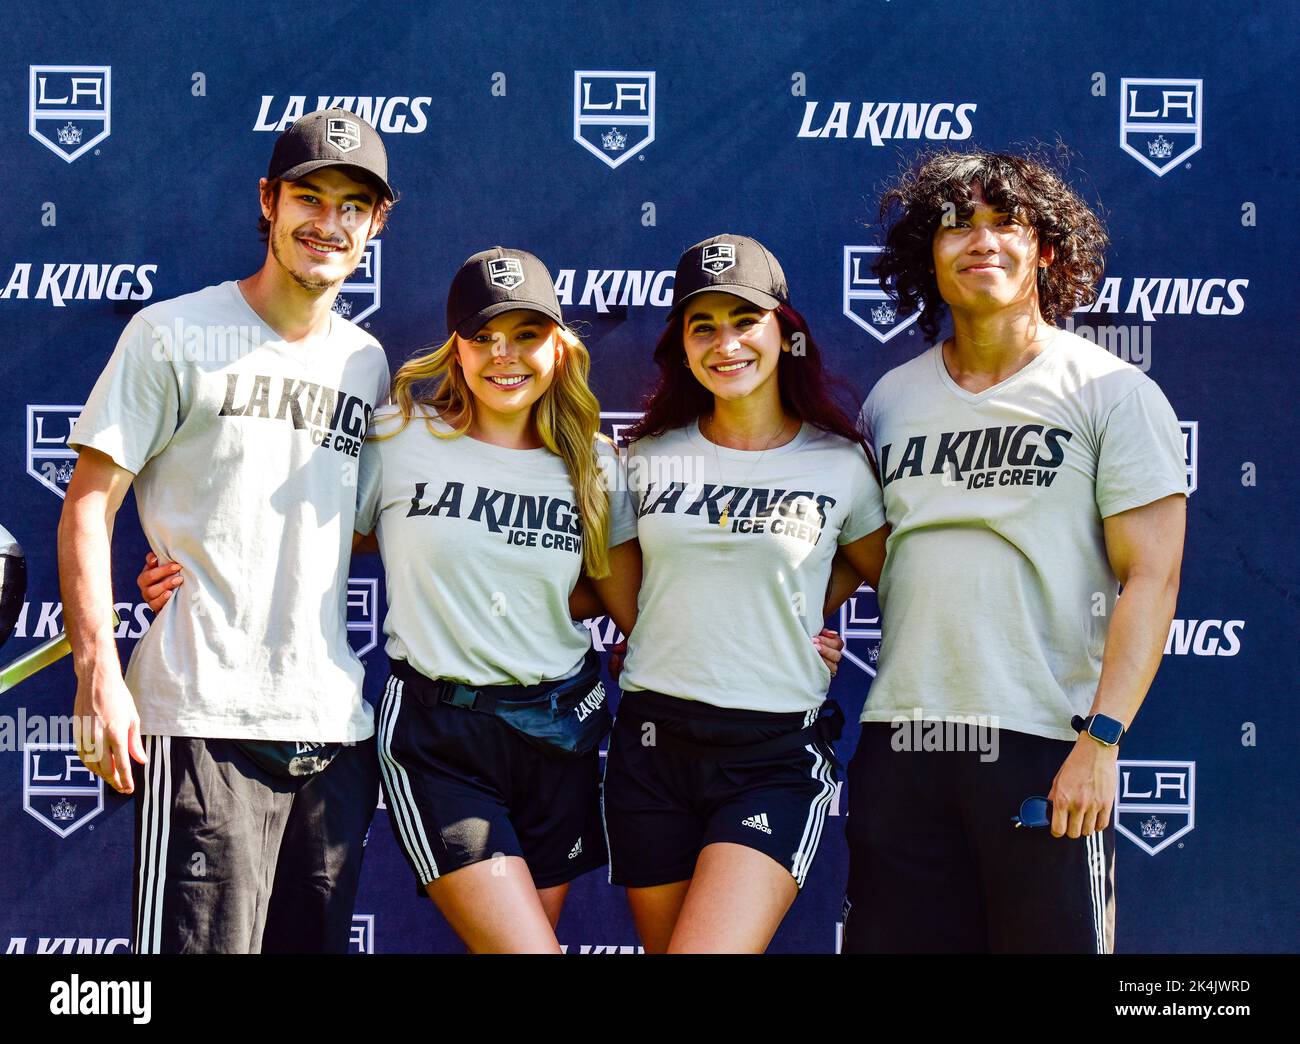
[789,743,837,887]
[377,677,440,884]
[1087,830,1113,954]
[134,735,171,954]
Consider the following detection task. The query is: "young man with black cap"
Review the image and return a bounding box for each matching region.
[357,247,640,953]
[605,234,887,953]
[59,108,396,953]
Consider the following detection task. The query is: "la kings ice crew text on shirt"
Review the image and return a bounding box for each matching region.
[859,329,1188,741]
[619,421,885,713]
[355,406,638,687]
[69,281,390,742]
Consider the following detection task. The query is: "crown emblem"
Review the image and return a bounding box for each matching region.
[601,127,627,151]
[331,296,353,318]
[56,122,83,146]
[871,301,897,325]
[1146,134,1174,159]
[51,798,76,821]
[1139,815,1166,839]
[43,460,75,485]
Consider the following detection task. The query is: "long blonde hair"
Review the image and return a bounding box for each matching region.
[376,322,613,577]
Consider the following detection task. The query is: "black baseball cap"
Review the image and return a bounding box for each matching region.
[446,247,565,337]
[667,234,789,322]
[267,108,395,201]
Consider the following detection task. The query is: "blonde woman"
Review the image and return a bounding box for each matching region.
[358,246,646,952]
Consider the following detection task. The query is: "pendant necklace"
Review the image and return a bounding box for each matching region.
[705,414,796,530]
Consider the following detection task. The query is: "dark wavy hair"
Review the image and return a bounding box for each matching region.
[874,147,1108,340]
[624,302,871,456]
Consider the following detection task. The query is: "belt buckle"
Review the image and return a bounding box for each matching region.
[446,684,479,710]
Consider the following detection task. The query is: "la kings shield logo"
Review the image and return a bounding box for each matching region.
[600,410,643,447]
[843,246,918,343]
[326,117,361,153]
[838,583,882,676]
[343,574,379,657]
[573,71,655,169]
[349,914,375,954]
[24,743,103,838]
[331,240,381,323]
[347,577,380,657]
[701,244,736,275]
[27,404,81,499]
[1116,760,1195,855]
[29,65,110,163]
[1180,420,1198,493]
[1120,78,1203,177]
[489,257,525,290]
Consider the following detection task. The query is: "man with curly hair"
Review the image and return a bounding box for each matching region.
[840,150,1188,953]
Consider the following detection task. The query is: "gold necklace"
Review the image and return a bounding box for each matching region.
[703,415,796,529]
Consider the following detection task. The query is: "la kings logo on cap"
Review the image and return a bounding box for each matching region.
[327,117,362,153]
[489,257,525,290]
[29,65,111,163]
[701,244,736,275]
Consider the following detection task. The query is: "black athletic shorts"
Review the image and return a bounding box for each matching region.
[132,733,378,954]
[377,662,606,891]
[842,723,1116,954]
[602,689,839,889]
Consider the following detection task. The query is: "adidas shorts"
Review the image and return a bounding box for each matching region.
[132,734,378,954]
[377,665,607,891]
[842,723,1116,954]
[602,689,839,889]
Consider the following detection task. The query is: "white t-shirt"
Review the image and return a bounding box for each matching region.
[619,420,886,713]
[355,406,638,686]
[859,330,1188,741]
[69,281,389,742]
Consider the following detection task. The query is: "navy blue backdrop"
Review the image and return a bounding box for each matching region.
[2,0,1296,953]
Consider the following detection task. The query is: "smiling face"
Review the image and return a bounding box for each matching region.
[931,182,1053,320]
[455,310,561,422]
[263,167,382,294]
[680,292,786,404]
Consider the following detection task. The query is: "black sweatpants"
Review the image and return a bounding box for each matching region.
[132,734,378,954]
[842,723,1115,954]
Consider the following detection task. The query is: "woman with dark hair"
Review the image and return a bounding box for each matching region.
[603,234,888,953]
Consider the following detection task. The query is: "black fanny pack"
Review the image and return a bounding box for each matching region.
[233,739,344,779]
[391,651,611,759]
[616,699,845,762]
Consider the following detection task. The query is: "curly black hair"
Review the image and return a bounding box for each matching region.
[873,147,1108,340]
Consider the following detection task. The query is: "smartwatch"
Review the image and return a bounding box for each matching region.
[1070,713,1125,747]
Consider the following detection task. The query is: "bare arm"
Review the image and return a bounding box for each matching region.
[589,539,641,637]
[823,524,889,617]
[1049,493,1186,838]
[58,447,145,794]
